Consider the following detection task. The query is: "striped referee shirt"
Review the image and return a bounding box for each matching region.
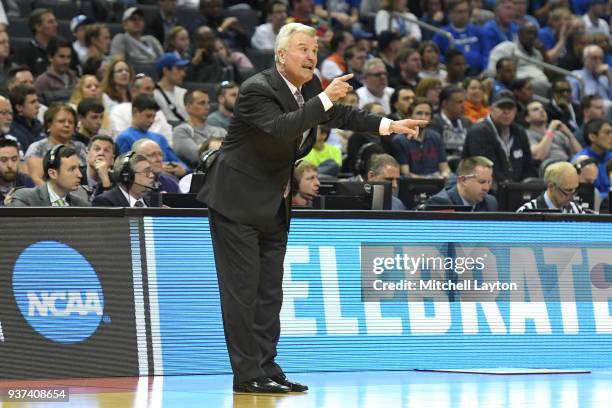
[516,192,585,214]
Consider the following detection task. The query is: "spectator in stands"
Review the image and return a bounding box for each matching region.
[389,48,420,90]
[420,0,447,40]
[213,37,253,72]
[538,7,572,62]
[154,53,189,123]
[492,57,517,97]
[558,30,588,71]
[573,154,601,211]
[287,0,328,36]
[14,9,58,77]
[427,156,498,211]
[10,145,89,207]
[314,0,359,30]
[321,30,354,87]
[359,0,381,22]
[572,118,612,194]
[207,80,238,130]
[0,30,15,94]
[252,1,288,50]
[376,31,401,76]
[569,45,612,104]
[470,0,495,26]
[101,59,134,111]
[92,152,155,207]
[356,58,394,114]
[193,0,249,51]
[147,0,185,45]
[365,153,406,210]
[389,87,415,121]
[26,103,87,186]
[0,96,14,138]
[415,78,442,113]
[164,26,191,59]
[464,77,490,123]
[132,138,181,193]
[341,45,367,90]
[375,0,421,43]
[34,37,78,99]
[303,126,342,176]
[110,74,173,141]
[69,75,102,108]
[433,0,484,74]
[70,15,95,65]
[391,98,450,178]
[463,91,536,183]
[0,138,35,205]
[487,23,550,96]
[115,94,187,177]
[173,88,227,167]
[9,85,43,153]
[576,95,605,146]
[327,90,359,153]
[525,101,582,169]
[111,7,164,66]
[418,41,446,82]
[517,161,585,213]
[546,78,581,133]
[443,48,468,87]
[6,66,34,93]
[74,99,105,146]
[513,0,539,29]
[84,23,111,63]
[188,26,236,83]
[346,102,387,174]
[292,160,320,207]
[83,134,115,202]
[430,85,472,156]
[510,77,533,128]
[482,0,519,62]
[583,0,610,38]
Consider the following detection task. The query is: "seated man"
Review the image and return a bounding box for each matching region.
[571,118,612,194]
[74,98,105,146]
[365,153,406,210]
[517,161,585,213]
[573,155,601,212]
[34,36,77,99]
[545,79,581,133]
[110,7,164,65]
[427,156,498,212]
[9,145,90,207]
[391,99,451,178]
[93,152,155,207]
[83,135,116,202]
[132,138,180,193]
[302,126,342,177]
[115,94,187,178]
[291,160,320,207]
[0,138,35,205]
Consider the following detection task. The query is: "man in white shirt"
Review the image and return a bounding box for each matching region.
[355,58,394,114]
[251,1,288,50]
[110,74,173,141]
[153,53,189,123]
[583,0,610,38]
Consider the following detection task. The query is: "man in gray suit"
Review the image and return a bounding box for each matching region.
[198,22,426,394]
[10,144,90,207]
[427,156,498,212]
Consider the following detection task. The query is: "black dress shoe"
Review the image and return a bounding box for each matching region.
[233,378,290,393]
[270,375,309,392]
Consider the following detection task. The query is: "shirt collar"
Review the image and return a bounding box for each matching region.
[279,71,301,95]
[47,183,66,206]
[543,190,557,209]
[119,186,146,207]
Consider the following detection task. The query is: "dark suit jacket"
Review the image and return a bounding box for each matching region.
[92,186,152,207]
[197,66,382,227]
[427,185,498,212]
[9,184,91,207]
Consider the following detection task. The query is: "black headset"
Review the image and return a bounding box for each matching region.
[43,144,65,179]
[115,151,136,186]
[355,142,384,177]
[574,157,597,174]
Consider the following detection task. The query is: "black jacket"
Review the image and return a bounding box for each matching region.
[427,185,498,212]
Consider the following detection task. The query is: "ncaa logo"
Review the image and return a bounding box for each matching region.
[12,241,105,344]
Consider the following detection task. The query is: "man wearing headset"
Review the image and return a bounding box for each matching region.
[291,160,320,206]
[9,144,90,207]
[92,152,155,207]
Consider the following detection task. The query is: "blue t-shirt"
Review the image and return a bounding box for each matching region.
[481,20,519,63]
[116,127,188,170]
[538,27,557,51]
[391,129,447,176]
[433,24,484,72]
[572,147,612,194]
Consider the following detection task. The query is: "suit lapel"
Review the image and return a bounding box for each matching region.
[266,68,301,112]
[39,185,51,206]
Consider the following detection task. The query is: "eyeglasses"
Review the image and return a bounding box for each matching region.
[555,184,577,196]
[555,88,572,94]
[0,110,12,115]
[135,169,155,177]
[367,72,388,78]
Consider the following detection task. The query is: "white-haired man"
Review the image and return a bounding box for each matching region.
[569,45,612,104]
[197,22,426,394]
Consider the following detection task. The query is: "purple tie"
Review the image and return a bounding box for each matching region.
[294,90,305,107]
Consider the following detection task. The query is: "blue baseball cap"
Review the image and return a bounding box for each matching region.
[156,53,190,74]
[70,15,95,32]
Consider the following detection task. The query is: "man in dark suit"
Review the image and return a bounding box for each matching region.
[427,156,498,212]
[9,145,90,207]
[93,152,155,207]
[197,22,426,394]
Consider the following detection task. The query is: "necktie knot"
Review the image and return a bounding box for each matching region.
[55,197,67,207]
[294,90,305,107]
[134,200,144,207]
